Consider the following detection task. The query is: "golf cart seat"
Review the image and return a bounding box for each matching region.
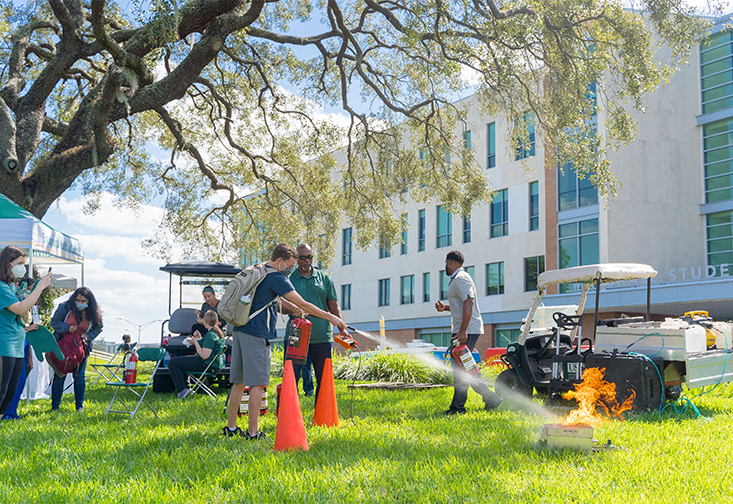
[164,308,198,353]
[524,331,573,363]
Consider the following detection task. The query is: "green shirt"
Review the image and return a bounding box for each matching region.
[0,282,24,358]
[288,268,338,344]
[201,329,225,369]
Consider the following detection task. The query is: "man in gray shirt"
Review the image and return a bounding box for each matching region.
[435,250,502,414]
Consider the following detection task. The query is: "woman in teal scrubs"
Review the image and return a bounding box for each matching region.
[0,246,51,415]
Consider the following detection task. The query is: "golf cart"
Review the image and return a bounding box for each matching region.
[496,263,733,410]
[152,261,241,393]
[496,263,658,400]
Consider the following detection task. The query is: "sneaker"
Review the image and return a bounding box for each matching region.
[247,430,267,440]
[443,409,466,416]
[484,397,503,411]
[177,388,192,399]
[221,426,245,438]
[76,407,84,413]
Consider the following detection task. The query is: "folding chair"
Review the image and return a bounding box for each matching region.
[89,343,135,387]
[104,347,165,419]
[187,345,227,398]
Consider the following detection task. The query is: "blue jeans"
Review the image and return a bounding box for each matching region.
[51,356,88,410]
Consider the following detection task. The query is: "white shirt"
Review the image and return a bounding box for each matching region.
[447,267,484,335]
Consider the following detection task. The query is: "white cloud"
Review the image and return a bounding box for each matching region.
[48,193,165,237]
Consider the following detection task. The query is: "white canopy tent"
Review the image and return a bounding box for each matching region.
[0,193,84,401]
[0,193,84,282]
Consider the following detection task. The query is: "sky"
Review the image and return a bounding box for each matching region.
[24,0,733,345]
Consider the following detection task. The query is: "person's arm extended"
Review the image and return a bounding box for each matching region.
[6,271,52,316]
[279,297,300,316]
[283,290,347,334]
[327,299,343,321]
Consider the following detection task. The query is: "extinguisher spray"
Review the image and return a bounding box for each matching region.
[450,338,480,375]
[285,314,311,365]
[124,349,138,384]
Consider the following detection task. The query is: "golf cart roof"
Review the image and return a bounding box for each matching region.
[159,261,241,277]
[537,263,657,289]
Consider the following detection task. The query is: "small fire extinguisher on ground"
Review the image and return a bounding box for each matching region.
[124,349,138,384]
[285,315,311,365]
[451,338,480,375]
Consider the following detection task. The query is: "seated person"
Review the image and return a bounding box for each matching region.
[170,310,226,399]
[121,333,132,352]
[192,286,226,336]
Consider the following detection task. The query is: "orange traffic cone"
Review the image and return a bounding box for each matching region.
[313,358,339,427]
[273,360,309,452]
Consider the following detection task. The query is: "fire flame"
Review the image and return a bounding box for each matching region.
[561,367,635,427]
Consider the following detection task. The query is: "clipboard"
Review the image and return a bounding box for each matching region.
[25,325,63,362]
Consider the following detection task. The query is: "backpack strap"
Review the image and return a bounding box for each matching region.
[245,268,282,323]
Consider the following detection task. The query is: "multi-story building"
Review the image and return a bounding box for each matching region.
[324,18,733,357]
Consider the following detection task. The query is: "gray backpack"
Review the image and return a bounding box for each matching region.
[218,264,278,326]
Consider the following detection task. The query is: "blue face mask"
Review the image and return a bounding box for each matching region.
[284,266,295,276]
[75,302,88,311]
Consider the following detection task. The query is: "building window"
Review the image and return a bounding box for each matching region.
[463,215,471,243]
[515,112,535,160]
[439,269,450,300]
[707,210,733,267]
[400,275,415,304]
[487,122,496,168]
[401,213,408,255]
[420,331,453,347]
[701,32,733,114]
[703,118,733,203]
[558,163,598,211]
[341,284,351,311]
[378,278,390,307]
[379,233,391,259]
[418,209,426,252]
[524,255,545,292]
[490,189,509,238]
[529,181,540,231]
[342,227,353,266]
[495,328,521,348]
[436,205,452,248]
[558,218,600,293]
[463,130,472,150]
[486,262,504,295]
[464,266,475,280]
[423,272,431,302]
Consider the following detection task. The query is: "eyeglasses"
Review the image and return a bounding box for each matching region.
[298,255,313,260]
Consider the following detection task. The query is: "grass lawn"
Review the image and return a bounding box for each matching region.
[2,366,733,503]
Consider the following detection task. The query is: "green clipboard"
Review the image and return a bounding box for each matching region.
[25,326,63,362]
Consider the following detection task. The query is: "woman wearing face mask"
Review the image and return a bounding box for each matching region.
[0,246,52,415]
[49,287,103,412]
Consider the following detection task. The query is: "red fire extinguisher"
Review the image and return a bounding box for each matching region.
[451,339,480,375]
[285,314,311,365]
[124,349,138,384]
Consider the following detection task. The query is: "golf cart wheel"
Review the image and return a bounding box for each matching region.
[495,369,533,399]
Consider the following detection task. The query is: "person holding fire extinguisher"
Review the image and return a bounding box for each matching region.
[435,250,502,415]
[224,243,348,440]
[49,287,103,412]
[279,243,344,401]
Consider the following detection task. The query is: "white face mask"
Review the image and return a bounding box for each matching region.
[11,264,26,279]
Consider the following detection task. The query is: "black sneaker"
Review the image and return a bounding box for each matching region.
[247,430,267,440]
[222,426,245,438]
[443,409,466,416]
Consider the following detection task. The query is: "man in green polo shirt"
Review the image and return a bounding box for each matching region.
[281,243,344,400]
